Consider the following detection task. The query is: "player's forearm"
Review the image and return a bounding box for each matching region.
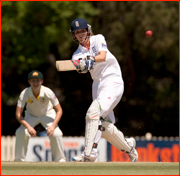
[52,111,62,127]
[16,106,31,129]
[52,104,63,127]
[16,115,31,129]
[94,51,106,62]
[94,55,105,62]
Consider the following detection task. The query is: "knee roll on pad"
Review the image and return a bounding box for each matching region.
[101,121,131,152]
[86,99,100,120]
[84,100,101,156]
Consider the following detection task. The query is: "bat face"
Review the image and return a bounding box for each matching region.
[56,60,78,71]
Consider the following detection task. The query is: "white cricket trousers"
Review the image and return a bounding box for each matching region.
[14,111,66,162]
[92,77,124,124]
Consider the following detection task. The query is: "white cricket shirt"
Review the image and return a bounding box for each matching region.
[72,34,123,83]
[17,85,59,117]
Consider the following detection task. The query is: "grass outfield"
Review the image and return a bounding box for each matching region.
[1,162,179,175]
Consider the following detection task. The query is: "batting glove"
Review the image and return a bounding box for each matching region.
[85,56,95,71]
[72,59,86,71]
[73,56,95,73]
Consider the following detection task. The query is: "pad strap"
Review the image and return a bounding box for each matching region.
[98,125,105,131]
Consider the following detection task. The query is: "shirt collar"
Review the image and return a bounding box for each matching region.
[28,86,44,99]
[79,43,89,52]
[28,87,34,97]
[78,36,92,52]
[39,86,45,98]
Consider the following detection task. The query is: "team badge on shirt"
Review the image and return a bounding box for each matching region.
[40,97,46,103]
[28,99,33,103]
[53,94,57,99]
[92,46,98,56]
[101,43,107,49]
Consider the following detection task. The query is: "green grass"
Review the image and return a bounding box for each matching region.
[1,162,179,175]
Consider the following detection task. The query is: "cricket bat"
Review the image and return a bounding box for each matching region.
[56,60,79,71]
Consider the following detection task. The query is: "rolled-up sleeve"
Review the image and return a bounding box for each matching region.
[17,89,27,108]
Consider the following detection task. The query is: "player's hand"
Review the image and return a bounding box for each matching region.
[79,56,95,72]
[72,56,95,72]
[27,127,37,137]
[85,56,95,71]
[46,126,55,136]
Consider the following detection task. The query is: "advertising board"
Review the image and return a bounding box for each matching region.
[25,137,107,162]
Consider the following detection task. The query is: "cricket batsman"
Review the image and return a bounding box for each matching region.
[70,18,138,162]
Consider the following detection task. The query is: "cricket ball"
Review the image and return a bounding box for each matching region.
[145,30,153,37]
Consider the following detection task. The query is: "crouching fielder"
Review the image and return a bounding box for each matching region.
[70,18,138,162]
[14,70,66,162]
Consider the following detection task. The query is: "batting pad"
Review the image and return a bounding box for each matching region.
[84,100,100,156]
[101,121,131,152]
